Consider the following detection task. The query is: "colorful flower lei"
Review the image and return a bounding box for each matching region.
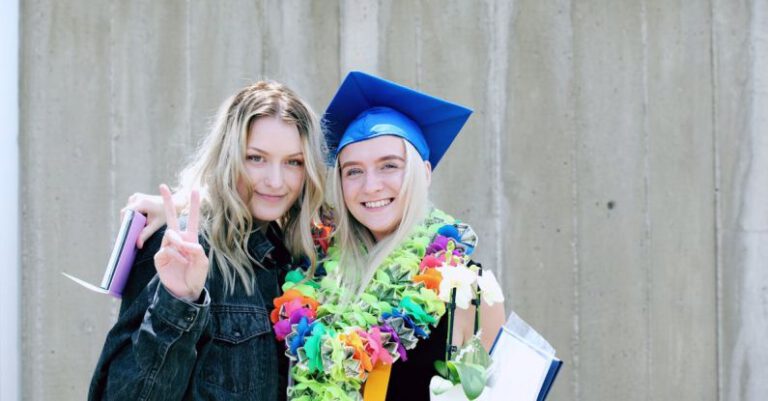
[270,208,487,401]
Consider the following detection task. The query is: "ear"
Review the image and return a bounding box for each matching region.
[424,161,432,187]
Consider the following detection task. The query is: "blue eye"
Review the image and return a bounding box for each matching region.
[383,163,400,170]
[344,168,362,177]
[246,155,264,162]
[287,159,304,167]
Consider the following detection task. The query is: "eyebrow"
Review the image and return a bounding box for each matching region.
[340,155,405,170]
[247,147,304,158]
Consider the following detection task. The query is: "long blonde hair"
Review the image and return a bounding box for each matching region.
[328,138,430,298]
[178,81,326,294]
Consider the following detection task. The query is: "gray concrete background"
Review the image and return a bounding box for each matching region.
[18,0,768,400]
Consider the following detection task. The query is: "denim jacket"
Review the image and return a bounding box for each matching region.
[89,224,291,401]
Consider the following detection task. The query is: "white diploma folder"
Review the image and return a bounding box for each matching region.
[482,311,562,401]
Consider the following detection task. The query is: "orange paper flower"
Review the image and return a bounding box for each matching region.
[340,331,373,376]
[413,267,442,291]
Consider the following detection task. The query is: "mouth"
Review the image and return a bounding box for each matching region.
[362,198,393,209]
[255,192,286,202]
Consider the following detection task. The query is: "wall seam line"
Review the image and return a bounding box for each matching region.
[640,1,653,399]
[709,0,722,399]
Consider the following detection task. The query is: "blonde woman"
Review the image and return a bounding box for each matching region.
[271,72,506,401]
[89,80,326,401]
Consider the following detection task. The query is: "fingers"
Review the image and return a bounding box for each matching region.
[137,220,159,249]
[126,193,165,217]
[163,228,183,246]
[164,229,205,257]
[155,243,189,267]
[125,192,146,212]
[187,190,200,239]
[137,231,147,249]
[157,228,206,266]
[160,184,180,231]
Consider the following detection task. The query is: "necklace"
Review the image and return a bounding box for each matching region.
[270,208,477,401]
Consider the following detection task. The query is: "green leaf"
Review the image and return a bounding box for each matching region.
[352,312,366,326]
[376,301,393,314]
[456,336,492,367]
[362,311,378,325]
[359,293,377,305]
[434,360,450,380]
[323,259,338,272]
[454,362,487,400]
[291,283,317,297]
[376,269,391,284]
[285,269,305,283]
[446,361,460,383]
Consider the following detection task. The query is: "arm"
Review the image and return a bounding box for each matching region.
[453,267,506,352]
[90,186,209,401]
[478,297,505,351]
[89,276,211,401]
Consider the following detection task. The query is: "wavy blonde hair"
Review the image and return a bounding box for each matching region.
[177,81,326,294]
[328,138,431,299]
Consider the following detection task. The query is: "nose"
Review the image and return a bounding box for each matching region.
[363,171,384,194]
[264,163,284,188]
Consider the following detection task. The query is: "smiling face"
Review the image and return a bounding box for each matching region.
[237,116,306,225]
[338,135,412,241]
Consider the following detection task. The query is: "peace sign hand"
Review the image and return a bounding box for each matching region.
[153,184,209,302]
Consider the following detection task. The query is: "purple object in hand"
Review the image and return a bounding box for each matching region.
[63,209,147,298]
[103,209,147,297]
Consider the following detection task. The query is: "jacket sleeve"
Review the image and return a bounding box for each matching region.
[88,229,211,401]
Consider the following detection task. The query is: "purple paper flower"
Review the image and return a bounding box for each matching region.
[274,307,315,341]
[274,319,292,341]
[289,307,315,325]
[426,235,450,254]
[377,324,407,361]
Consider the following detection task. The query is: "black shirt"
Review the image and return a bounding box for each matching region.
[386,313,449,401]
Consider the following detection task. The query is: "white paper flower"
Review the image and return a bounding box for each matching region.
[436,264,477,309]
[476,270,504,306]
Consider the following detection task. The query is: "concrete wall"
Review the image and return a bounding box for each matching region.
[2,0,20,399]
[18,1,767,400]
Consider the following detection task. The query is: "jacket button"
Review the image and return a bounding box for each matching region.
[185,313,195,322]
[233,331,241,337]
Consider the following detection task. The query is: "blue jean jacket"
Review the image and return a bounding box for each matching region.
[89,225,291,401]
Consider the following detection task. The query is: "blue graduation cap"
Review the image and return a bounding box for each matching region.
[323,71,473,169]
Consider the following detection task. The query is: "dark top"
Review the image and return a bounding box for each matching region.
[88,224,292,401]
[386,312,449,401]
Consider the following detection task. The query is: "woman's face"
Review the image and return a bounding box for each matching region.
[237,116,306,225]
[339,135,408,241]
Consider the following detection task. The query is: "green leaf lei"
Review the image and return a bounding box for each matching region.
[270,208,477,401]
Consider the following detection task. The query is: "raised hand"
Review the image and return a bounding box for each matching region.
[153,184,209,302]
[123,191,186,249]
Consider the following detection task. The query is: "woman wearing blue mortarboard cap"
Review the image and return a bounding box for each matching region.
[270,72,506,401]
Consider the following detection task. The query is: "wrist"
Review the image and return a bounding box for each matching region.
[169,286,204,303]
